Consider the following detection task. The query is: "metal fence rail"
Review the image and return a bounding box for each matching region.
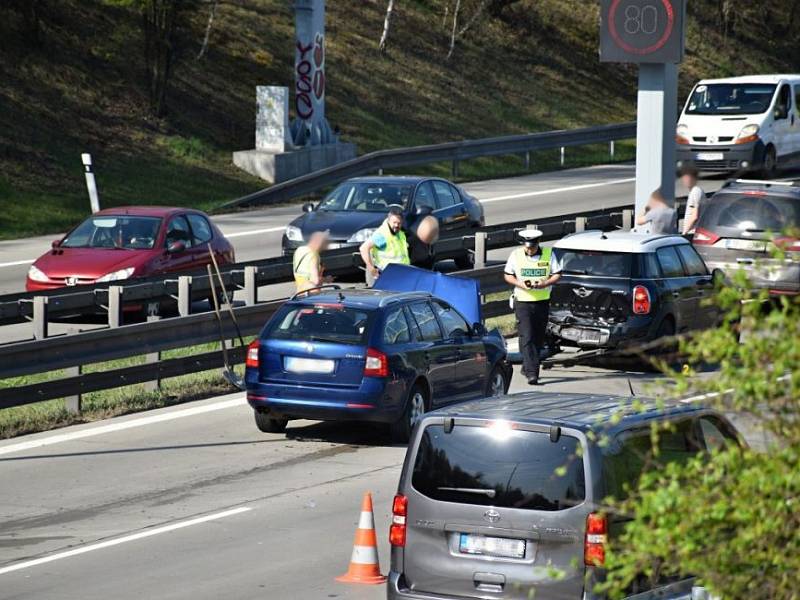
[0,206,635,410]
[222,122,637,209]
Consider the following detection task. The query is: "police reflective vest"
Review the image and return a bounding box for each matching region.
[512,246,553,302]
[293,245,319,292]
[370,221,410,270]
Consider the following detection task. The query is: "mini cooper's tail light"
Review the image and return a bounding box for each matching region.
[632,285,651,315]
[584,512,608,566]
[364,348,389,377]
[389,494,408,547]
[245,340,260,368]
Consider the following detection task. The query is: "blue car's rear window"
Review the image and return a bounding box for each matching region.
[264,303,375,345]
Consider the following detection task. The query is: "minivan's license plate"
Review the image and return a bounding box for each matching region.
[696,152,723,161]
[459,533,525,559]
[284,357,335,374]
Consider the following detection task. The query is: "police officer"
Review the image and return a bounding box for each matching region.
[504,229,562,385]
[293,231,331,293]
[359,206,410,286]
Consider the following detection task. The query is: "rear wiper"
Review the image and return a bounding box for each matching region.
[563,269,588,275]
[308,335,345,344]
[437,487,496,498]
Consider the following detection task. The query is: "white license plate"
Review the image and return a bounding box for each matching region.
[284,357,335,374]
[562,328,602,342]
[696,152,724,161]
[725,239,767,252]
[459,533,525,559]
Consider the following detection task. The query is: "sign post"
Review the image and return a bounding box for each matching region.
[600,0,687,218]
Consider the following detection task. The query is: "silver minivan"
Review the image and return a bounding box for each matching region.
[388,392,741,599]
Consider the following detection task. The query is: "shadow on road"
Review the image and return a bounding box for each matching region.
[285,420,397,447]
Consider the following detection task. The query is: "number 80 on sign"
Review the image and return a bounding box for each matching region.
[599,0,686,64]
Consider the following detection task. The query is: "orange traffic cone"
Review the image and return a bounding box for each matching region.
[336,492,387,585]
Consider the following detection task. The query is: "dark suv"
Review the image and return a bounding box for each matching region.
[388,391,741,599]
[693,179,800,296]
[547,231,719,349]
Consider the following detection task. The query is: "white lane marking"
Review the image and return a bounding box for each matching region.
[0,506,252,576]
[478,177,636,204]
[223,226,285,239]
[0,396,246,457]
[0,259,35,269]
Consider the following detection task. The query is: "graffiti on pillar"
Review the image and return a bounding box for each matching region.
[294,34,325,120]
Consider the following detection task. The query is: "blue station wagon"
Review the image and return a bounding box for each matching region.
[245,267,512,442]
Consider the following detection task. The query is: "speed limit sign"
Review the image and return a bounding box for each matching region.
[600,0,686,63]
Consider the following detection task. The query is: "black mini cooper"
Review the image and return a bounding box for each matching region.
[547,231,720,349]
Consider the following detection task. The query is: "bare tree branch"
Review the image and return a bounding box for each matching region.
[379,0,396,54]
[196,0,218,60]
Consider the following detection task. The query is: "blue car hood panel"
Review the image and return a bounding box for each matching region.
[374,264,482,325]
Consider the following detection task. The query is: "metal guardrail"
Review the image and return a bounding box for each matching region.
[222,122,637,209]
[0,206,635,410]
[0,203,637,337]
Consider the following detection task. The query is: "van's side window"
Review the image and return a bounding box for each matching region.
[775,84,791,119]
[794,86,800,116]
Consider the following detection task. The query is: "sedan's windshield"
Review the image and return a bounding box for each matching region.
[685,83,776,116]
[317,182,412,212]
[61,216,162,249]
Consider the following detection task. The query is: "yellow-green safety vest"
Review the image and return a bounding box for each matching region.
[512,246,553,302]
[293,245,320,292]
[371,221,410,270]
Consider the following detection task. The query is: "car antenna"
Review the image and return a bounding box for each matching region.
[627,378,636,396]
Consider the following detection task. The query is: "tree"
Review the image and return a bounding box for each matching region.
[379,0,396,54]
[598,253,800,598]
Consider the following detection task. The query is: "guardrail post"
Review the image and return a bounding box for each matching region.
[474,232,487,270]
[575,217,587,232]
[244,266,258,306]
[143,314,161,393]
[609,140,615,160]
[33,296,48,340]
[108,286,123,328]
[523,151,531,171]
[377,167,384,176]
[178,276,192,316]
[451,160,459,178]
[526,223,537,231]
[560,147,565,167]
[622,209,633,231]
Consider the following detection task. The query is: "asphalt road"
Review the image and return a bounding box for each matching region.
[0,163,724,297]
[0,163,731,343]
[0,358,768,600]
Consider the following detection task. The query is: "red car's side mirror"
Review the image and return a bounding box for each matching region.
[51,239,61,249]
[167,240,186,254]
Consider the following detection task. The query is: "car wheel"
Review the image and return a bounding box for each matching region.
[485,365,508,398]
[390,384,428,444]
[254,410,288,434]
[761,146,777,178]
[454,252,474,270]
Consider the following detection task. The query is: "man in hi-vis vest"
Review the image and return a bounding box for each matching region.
[293,231,332,293]
[504,229,562,385]
[359,206,410,286]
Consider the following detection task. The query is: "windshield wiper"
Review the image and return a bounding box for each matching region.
[437,487,496,498]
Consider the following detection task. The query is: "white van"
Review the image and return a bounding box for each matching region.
[676,75,800,176]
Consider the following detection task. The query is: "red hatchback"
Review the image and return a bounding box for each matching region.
[26,207,235,291]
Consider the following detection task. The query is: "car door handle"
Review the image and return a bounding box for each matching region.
[737,258,755,264]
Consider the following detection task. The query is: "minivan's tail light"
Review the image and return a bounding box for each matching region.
[692,228,720,246]
[389,494,408,547]
[632,285,651,315]
[245,340,260,368]
[364,348,389,377]
[774,236,800,252]
[584,512,607,566]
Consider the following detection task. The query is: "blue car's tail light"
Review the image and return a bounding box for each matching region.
[363,348,388,377]
[246,340,260,368]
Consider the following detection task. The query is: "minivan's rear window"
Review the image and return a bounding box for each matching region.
[265,304,374,345]
[556,250,632,278]
[412,424,585,511]
[699,193,800,233]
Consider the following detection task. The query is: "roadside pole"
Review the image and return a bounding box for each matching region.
[82,153,101,213]
[599,0,686,219]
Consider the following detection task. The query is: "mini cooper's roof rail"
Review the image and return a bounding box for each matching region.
[638,234,686,245]
[378,291,432,307]
[289,284,342,301]
[725,178,800,188]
